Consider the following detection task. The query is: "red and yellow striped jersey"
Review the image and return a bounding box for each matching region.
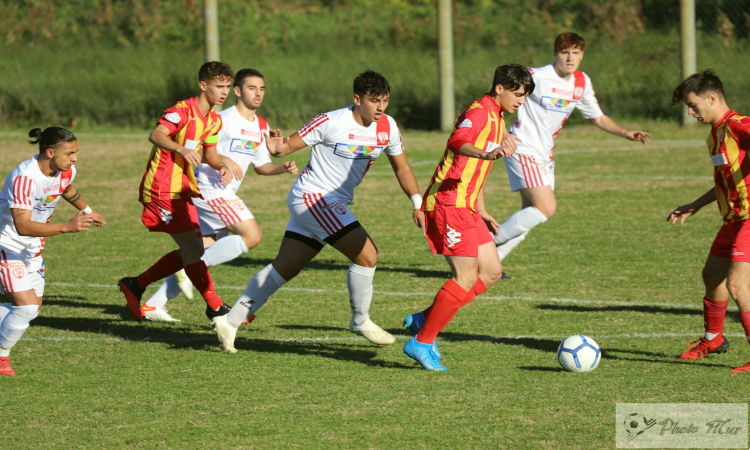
[139,97,222,203]
[422,94,504,212]
[710,110,750,224]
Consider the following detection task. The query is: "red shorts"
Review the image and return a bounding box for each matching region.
[424,207,493,257]
[709,220,750,262]
[141,198,201,235]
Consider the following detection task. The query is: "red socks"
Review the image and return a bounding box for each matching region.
[183,260,224,311]
[137,251,183,289]
[417,280,468,344]
[423,278,487,319]
[740,312,750,343]
[703,297,728,337]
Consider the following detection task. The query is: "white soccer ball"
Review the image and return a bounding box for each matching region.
[557,335,601,372]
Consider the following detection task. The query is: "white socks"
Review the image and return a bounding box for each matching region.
[202,235,248,267]
[705,332,720,341]
[0,303,11,323]
[494,207,548,260]
[0,305,39,356]
[145,274,181,308]
[348,264,375,326]
[228,264,287,327]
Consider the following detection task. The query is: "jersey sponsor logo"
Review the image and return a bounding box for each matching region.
[333,143,384,160]
[240,129,261,138]
[551,87,573,95]
[712,153,729,167]
[348,133,377,143]
[0,261,25,270]
[165,112,181,124]
[42,185,58,194]
[34,194,61,212]
[12,268,24,279]
[732,251,745,256]
[446,225,462,248]
[457,119,472,129]
[719,131,725,143]
[227,198,245,211]
[229,138,260,156]
[541,96,577,114]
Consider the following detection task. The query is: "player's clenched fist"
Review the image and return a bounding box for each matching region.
[63,211,93,233]
[283,161,298,175]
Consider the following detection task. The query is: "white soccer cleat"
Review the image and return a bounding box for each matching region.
[211,314,238,354]
[349,318,396,346]
[175,269,194,300]
[143,306,181,323]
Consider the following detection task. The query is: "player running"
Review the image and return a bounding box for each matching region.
[141,68,297,322]
[211,69,424,353]
[668,69,750,374]
[0,127,105,375]
[493,32,651,268]
[401,64,534,371]
[119,62,239,322]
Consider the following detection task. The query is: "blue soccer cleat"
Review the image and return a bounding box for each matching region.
[404,337,447,371]
[403,311,426,334]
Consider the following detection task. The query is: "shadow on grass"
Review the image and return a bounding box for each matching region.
[517,366,566,372]
[534,303,703,316]
[225,256,450,279]
[32,316,413,369]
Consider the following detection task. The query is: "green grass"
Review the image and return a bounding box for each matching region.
[1,121,747,449]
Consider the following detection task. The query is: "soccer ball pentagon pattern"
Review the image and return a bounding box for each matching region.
[557,335,601,372]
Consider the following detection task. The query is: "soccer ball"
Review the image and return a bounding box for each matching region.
[557,335,601,372]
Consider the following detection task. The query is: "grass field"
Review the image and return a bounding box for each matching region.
[1,121,747,449]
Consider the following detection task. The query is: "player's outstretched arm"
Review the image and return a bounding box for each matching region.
[667,188,716,225]
[253,161,298,176]
[458,143,513,160]
[387,153,425,235]
[149,124,202,166]
[62,185,105,227]
[11,209,92,237]
[591,115,651,144]
[265,131,307,158]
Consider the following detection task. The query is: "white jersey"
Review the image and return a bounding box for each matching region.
[294,106,403,203]
[510,64,603,160]
[0,155,76,257]
[195,106,272,199]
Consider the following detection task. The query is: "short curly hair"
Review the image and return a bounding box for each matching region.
[199,61,233,83]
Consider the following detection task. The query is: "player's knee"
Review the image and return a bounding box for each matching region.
[355,251,378,268]
[241,232,261,251]
[702,265,724,288]
[539,201,557,218]
[455,273,479,292]
[726,277,747,299]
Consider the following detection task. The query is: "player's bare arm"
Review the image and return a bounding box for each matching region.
[218,155,244,181]
[11,208,92,236]
[590,115,651,144]
[386,152,425,233]
[667,188,716,225]
[457,142,512,160]
[62,185,105,226]
[149,124,202,166]
[253,161,298,176]
[201,144,234,185]
[265,131,307,157]
[501,129,520,152]
[476,188,499,235]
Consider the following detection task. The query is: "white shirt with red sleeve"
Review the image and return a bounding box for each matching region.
[510,64,603,160]
[0,155,75,257]
[293,106,403,204]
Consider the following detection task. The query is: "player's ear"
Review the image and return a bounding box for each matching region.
[199,80,208,93]
[494,84,504,96]
[233,85,241,97]
[353,94,361,106]
[45,147,55,159]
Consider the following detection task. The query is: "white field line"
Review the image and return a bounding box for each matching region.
[46,282,735,311]
[22,332,749,344]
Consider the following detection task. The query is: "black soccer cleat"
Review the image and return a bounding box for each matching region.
[500,272,513,281]
[119,277,146,321]
[206,302,231,320]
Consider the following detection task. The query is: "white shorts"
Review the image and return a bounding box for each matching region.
[0,248,45,297]
[504,153,555,192]
[285,189,360,251]
[193,195,254,236]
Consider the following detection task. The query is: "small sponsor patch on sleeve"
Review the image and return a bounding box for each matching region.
[164,112,181,124]
[457,119,472,129]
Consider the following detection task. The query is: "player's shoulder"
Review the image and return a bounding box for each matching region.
[11,156,39,178]
[725,112,750,132]
[381,113,400,129]
[219,105,237,119]
[326,106,351,122]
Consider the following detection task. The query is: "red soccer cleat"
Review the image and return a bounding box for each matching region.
[241,314,256,325]
[730,361,750,373]
[0,356,16,375]
[680,336,730,360]
[119,277,145,321]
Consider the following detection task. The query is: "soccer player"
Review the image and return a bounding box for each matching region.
[0,127,105,375]
[211,69,424,353]
[668,69,750,374]
[119,62,239,322]
[493,32,651,267]
[141,68,298,322]
[401,64,535,371]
